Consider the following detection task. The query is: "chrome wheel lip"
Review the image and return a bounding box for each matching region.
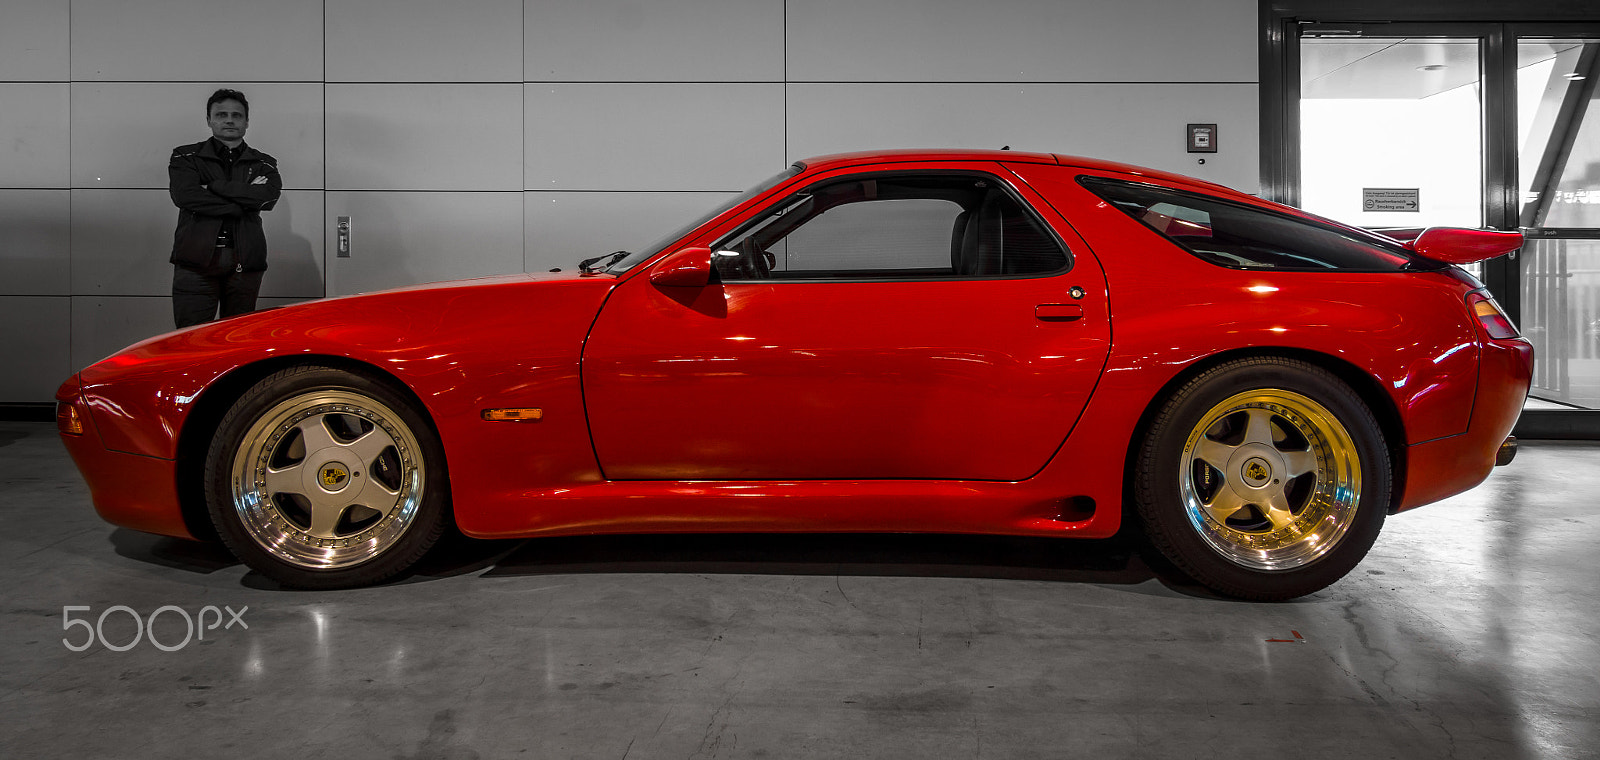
[229,390,424,570]
[1179,389,1362,572]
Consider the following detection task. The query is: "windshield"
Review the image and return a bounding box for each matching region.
[604,165,805,275]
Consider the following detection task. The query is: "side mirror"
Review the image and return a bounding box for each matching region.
[649,246,714,287]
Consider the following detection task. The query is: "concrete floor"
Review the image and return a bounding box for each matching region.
[2,421,1597,760]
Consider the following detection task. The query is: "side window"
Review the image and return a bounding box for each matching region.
[713,173,1070,281]
[1079,176,1417,271]
[785,199,959,272]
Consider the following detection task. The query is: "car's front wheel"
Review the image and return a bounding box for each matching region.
[204,365,449,588]
[1134,357,1391,601]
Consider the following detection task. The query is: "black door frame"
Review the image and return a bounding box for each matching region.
[1260,0,1600,439]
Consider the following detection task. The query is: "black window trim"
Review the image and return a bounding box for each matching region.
[1076,174,1437,274]
[712,168,1077,284]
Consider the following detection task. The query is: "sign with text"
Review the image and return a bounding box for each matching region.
[1363,188,1420,212]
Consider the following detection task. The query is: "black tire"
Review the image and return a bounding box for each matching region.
[204,365,450,588]
[1133,357,1391,601]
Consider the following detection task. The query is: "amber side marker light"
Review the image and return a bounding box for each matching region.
[57,401,84,435]
[1466,292,1519,340]
[482,408,544,422]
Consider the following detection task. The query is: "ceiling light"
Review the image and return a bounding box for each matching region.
[1417,64,1448,72]
[1563,73,1587,81]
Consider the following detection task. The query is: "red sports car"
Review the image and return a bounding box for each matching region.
[56,150,1532,600]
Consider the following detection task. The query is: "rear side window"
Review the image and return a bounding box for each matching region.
[1079,176,1417,271]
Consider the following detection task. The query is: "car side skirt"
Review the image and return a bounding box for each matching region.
[453,479,1112,540]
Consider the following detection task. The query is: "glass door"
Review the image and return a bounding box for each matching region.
[1299,28,1491,279]
[1300,34,1486,228]
[1515,35,1600,411]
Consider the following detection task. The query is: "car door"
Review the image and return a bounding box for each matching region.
[582,162,1110,481]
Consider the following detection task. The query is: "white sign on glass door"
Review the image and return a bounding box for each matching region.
[1363,188,1421,212]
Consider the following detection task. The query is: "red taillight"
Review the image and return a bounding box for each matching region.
[56,399,84,436]
[1466,291,1519,340]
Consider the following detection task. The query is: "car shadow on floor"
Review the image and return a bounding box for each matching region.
[413,531,1228,600]
[109,527,1227,601]
[110,529,241,573]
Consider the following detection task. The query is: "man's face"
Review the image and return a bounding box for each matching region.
[208,99,248,143]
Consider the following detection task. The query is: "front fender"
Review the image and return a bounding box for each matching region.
[76,275,616,463]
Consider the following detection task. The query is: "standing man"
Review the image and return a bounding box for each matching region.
[168,88,282,328]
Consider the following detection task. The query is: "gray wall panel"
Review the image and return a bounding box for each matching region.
[0,0,69,81]
[525,191,737,273]
[71,83,325,191]
[70,190,176,297]
[324,192,524,296]
[788,83,1260,194]
[328,0,523,83]
[327,85,523,191]
[525,83,785,191]
[72,189,324,298]
[787,0,1257,83]
[0,297,70,402]
[69,296,175,372]
[525,0,784,82]
[259,190,328,299]
[71,0,323,82]
[0,190,70,295]
[0,84,70,188]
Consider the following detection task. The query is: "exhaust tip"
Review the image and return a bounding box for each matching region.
[1496,436,1518,467]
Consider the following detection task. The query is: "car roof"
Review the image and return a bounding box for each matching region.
[798,148,1062,169]
[795,148,1239,197]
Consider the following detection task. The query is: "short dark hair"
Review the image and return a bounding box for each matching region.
[206,88,249,117]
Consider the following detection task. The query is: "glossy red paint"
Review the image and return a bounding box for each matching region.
[66,273,619,539]
[1399,334,1533,510]
[57,149,1532,551]
[648,246,715,288]
[1008,164,1485,445]
[585,161,1110,482]
[57,378,189,537]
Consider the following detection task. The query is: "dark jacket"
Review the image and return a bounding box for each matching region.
[168,138,282,272]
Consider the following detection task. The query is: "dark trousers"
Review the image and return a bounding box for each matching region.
[173,254,264,328]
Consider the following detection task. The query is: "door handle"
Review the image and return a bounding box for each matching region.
[1035,303,1083,321]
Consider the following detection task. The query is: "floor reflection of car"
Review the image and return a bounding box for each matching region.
[56,150,1533,600]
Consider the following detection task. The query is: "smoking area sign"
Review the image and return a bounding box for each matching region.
[1363,188,1420,212]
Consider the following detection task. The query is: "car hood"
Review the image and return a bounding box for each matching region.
[87,270,612,368]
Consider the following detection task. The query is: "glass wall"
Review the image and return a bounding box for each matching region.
[1517,40,1600,230]
[1522,239,1600,409]
[1518,39,1600,411]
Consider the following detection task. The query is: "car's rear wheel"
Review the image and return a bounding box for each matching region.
[1134,358,1391,601]
[204,365,449,588]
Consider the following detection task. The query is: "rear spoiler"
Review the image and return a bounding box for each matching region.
[1383,227,1524,265]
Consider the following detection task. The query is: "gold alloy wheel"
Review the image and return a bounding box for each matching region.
[229,389,424,570]
[1179,389,1362,571]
